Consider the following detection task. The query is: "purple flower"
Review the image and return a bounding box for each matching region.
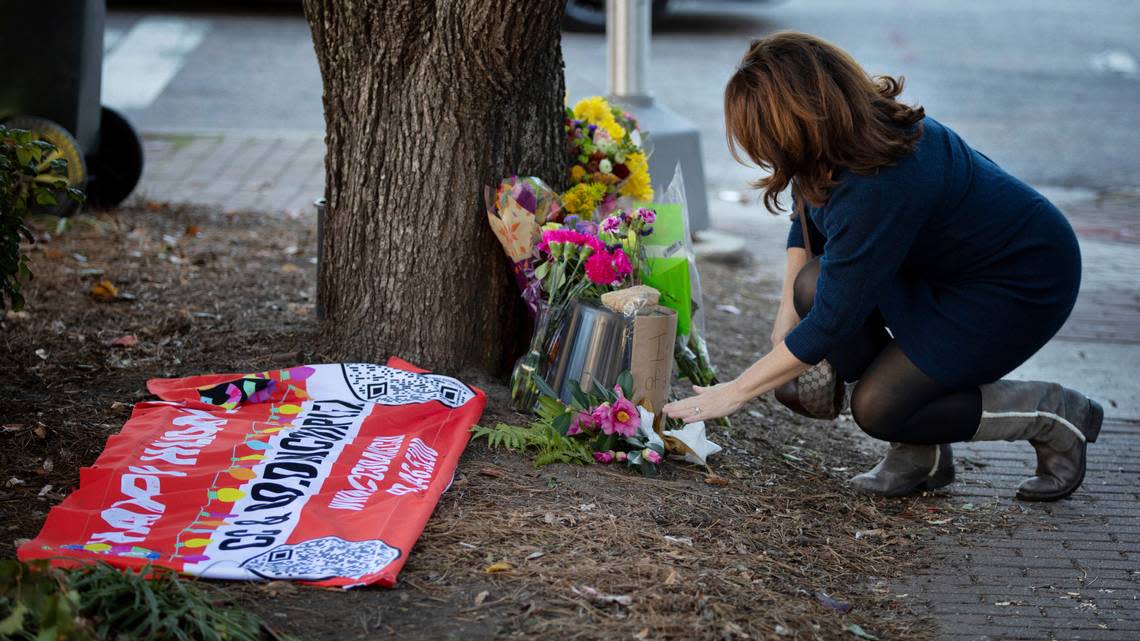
[594,450,614,464]
[601,215,622,234]
[635,207,656,224]
[643,449,663,464]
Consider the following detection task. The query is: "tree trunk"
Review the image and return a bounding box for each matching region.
[304,0,567,373]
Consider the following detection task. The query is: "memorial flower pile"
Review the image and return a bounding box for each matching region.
[564,96,653,218]
[535,371,668,475]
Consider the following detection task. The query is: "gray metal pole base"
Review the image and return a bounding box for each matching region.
[608,96,710,232]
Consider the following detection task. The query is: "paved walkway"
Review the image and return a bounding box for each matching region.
[136,130,325,215]
[124,130,1140,641]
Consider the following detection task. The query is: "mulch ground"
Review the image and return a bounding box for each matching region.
[0,204,1019,640]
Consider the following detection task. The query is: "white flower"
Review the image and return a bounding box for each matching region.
[599,159,613,174]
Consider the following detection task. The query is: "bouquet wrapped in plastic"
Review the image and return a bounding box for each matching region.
[563,96,653,221]
[485,176,563,316]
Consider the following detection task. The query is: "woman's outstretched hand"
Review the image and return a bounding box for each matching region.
[663,380,748,424]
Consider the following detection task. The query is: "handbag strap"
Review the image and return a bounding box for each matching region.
[797,205,815,259]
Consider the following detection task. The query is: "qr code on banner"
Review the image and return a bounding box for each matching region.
[341,363,476,408]
[241,536,401,581]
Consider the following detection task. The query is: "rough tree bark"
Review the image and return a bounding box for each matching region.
[304,0,567,373]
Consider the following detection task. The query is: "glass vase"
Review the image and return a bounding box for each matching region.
[509,302,558,413]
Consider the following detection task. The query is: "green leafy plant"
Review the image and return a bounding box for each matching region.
[476,369,668,475]
[471,421,595,468]
[0,560,293,641]
[0,125,84,310]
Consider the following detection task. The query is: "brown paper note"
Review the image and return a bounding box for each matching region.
[631,306,677,415]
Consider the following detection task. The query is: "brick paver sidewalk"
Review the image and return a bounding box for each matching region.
[136,131,325,215]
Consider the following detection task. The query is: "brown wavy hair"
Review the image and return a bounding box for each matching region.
[724,32,925,214]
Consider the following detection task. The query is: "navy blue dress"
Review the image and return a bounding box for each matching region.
[784,117,1081,390]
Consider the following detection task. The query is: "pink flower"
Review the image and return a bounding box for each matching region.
[585,252,618,286]
[591,403,615,434]
[611,249,633,277]
[615,451,628,463]
[594,450,615,464]
[610,387,640,437]
[568,412,594,436]
[635,207,656,224]
[643,449,663,464]
[601,215,622,234]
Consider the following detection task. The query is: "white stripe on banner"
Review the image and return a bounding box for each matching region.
[102,17,210,110]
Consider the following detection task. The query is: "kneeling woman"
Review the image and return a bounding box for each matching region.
[663,32,1101,501]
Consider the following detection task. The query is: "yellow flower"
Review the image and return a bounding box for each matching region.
[570,165,586,183]
[561,182,608,218]
[619,152,653,201]
[602,120,626,141]
[573,96,613,126]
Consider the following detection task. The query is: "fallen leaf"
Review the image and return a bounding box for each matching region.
[722,621,751,638]
[1,424,26,434]
[571,585,632,606]
[34,348,48,360]
[111,335,138,348]
[847,623,879,640]
[634,628,650,640]
[262,580,297,596]
[184,224,201,237]
[478,466,505,478]
[854,529,883,540]
[474,590,489,607]
[663,535,694,547]
[525,551,545,560]
[705,474,730,486]
[280,264,299,273]
[90,279,119,302]
[816,591,853,613]
[33,426,47,439]
[484,561,513,573]
[664,568,679,585]
[5,477,25,488]
[37,485,53,496]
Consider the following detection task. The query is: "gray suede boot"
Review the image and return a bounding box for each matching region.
[849,443,955,496]
[973,380,1103,502]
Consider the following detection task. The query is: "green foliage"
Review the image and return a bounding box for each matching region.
[0,560,294,641]
[470,421,594,468]
[0,125,84,310]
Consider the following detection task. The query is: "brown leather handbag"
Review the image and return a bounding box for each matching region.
[774,210,845,420]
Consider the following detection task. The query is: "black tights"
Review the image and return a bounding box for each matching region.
[791,260,982,445]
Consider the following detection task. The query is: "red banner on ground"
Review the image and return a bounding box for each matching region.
[18,358,485,588]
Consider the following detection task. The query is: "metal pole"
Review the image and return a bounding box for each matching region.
[607,0,651,101]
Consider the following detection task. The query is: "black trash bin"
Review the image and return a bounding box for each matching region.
[0,0,144,212]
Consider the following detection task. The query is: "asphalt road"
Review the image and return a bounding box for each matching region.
[104,0,1140,196]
